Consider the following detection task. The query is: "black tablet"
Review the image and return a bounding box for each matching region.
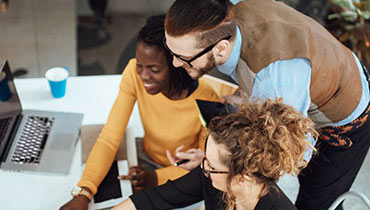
[195,99,238,127]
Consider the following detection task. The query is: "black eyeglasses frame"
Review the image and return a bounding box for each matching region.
[200,157,229,177]
[163,35,232,67]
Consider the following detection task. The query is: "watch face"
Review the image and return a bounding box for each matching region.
[71,186,82,196]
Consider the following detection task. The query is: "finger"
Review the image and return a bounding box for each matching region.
[128,167,139,176]
[166,150,177,165]
[176,151,198,160]
[220,96,229,104]
[228,96,243,105]
[133,186,144,193]
[177,161,202,171]
[180,148,204,156]
[179,150,204,161]
[129,166,143,171]
[131,180,144,188]
[136,179,145,186]
[129,166,144,176]
[175,145,185,153]
[130,169,145,179]
[117,175,131,180]
[183,148,198,154]
[131,173,145,180]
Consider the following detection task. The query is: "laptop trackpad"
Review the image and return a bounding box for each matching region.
[49,133,75,150]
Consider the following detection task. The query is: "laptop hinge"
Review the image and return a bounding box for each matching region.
[0,114,23,163]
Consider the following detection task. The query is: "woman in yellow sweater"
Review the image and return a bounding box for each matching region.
[59,15,220,210]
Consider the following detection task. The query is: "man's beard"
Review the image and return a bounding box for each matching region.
[197,53,216,77]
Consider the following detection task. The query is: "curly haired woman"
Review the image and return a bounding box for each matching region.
[113,99,318,210]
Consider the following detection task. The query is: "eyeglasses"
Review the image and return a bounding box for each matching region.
[200,157,229,177]
[163,35,232,67]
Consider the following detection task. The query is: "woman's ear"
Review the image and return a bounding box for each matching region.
[237,174,257,186]
[234,174,247,184]
[230,174,249,193]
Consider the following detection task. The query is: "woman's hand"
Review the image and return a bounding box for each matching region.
[59,195,89,210]
[166,146,204,171]
[111,198,136,210]
[118,166,157,192]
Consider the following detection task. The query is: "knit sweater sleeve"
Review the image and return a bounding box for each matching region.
[77,59,138,194]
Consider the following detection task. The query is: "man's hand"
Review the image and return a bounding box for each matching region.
[118,166,157,193]
[59,195,89,210]
[221,88,247,106]
[166,146,204,171]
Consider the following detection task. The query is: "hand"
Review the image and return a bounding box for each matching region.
[221,89,247,106]
[221,95,245,106]
[111,198,136,210]
[117,166,157,193]
[166,146,204,171]
[59,195,89,210]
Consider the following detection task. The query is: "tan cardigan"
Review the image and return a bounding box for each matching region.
[233,0,362,127]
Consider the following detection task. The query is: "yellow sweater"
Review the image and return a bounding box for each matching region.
[78,59,220,194]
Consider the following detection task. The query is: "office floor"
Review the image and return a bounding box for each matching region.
[77,14,149,76]
[0,0,77,77]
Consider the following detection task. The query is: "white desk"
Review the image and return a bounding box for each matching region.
[0,75,144,210]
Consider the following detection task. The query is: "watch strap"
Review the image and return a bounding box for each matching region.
[72,186,93,201]
[79,187,93,201]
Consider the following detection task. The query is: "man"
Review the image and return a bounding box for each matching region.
[163,0,370,209]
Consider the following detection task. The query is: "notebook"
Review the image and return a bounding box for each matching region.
[0,61,83,174]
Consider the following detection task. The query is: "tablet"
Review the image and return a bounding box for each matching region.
[195,99,238,127]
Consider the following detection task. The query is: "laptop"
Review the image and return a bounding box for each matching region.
[0,61,83,174]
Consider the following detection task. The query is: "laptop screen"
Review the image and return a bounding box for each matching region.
[0,61,22,161]
[0,61,22,118]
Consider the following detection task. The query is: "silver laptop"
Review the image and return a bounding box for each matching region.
[0,61,83,174]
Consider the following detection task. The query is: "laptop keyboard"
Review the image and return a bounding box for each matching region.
[11,116,54,165]
[0,117,11,142]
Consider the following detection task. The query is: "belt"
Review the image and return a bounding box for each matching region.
[319,104,370,148]
[319,64,370,149]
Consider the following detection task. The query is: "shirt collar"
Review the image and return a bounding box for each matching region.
[216,26,242,78]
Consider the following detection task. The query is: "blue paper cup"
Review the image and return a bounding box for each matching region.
[45,67,69,98]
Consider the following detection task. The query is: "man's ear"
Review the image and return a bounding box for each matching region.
[213,40,230,59]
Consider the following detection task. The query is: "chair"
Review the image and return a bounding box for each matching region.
[327,191,370,210]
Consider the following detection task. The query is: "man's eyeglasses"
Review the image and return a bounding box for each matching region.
[163,35,232,68]
[200,157,228,177]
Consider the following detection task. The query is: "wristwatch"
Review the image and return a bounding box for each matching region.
[71,186,92,201]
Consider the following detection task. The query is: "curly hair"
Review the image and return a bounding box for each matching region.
[207,99,318,210]
[137,14,195,96]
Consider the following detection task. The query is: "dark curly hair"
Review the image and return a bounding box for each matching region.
[208,99,318,210]
[137,14,195,96]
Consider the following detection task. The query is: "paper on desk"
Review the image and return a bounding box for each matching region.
[82,160,132,210]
